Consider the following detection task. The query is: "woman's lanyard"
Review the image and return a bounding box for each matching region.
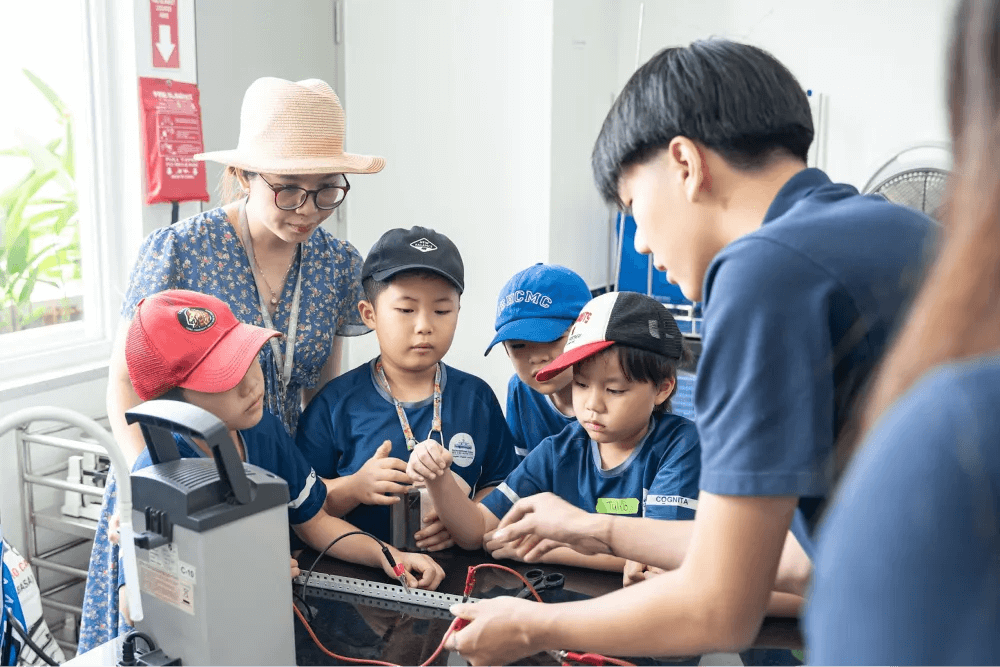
[374,359,444,451]
[238,198,302,394]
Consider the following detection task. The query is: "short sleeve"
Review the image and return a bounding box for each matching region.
[334,241,369,337]
[697,240,835,499]
[260,417,326,524]
[505,376,528,459]
[120,228,181,319]
[295,391,339,480]
[475,389,520,490]
[480,442,553,520]
[643,420,701,520]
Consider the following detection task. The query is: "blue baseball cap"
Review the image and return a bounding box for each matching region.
[485,263,592,355]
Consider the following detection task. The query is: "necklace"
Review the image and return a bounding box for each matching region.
[374,359,444,451]
[251,252,296,306]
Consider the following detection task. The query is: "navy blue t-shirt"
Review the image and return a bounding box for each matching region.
[805,356,1000,665]
[296,359,520,541]
[695,168,934,556]
[506,374,576,459]
[482,413,701,521]
[132,410,327,526]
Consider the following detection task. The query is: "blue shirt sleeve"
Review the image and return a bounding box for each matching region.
[334,241,370,337]
[474,387,520,490]
[257,416,326,524]
[697,240,834,498]
[481,440,554,520]
[505,375,529,459]
[644,419,701,520]
[806,365,1000,665]
[295,390,339,480]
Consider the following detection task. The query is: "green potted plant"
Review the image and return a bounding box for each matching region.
[0,70,82,333]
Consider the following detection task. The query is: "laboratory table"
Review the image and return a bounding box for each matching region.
[293,546,802,666]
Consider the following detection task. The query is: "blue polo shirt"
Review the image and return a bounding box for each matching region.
[695,168,934,556]
[482,413,700,521]
[805,356,1000,665]
[296,359,520,541]
[506,374,576,458]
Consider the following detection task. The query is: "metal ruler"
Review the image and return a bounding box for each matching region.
[295,571,480,612]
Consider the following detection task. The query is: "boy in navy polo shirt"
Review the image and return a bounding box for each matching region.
[409,291,700,571]
[78,290,444,653]
[485,264,593,459]
[296,227,519,551]
[443,39,935,665]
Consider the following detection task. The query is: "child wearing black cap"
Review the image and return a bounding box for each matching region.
[296,227,520,551]
[409,291,700,571]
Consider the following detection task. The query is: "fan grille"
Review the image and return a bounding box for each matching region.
[871,168,949,221]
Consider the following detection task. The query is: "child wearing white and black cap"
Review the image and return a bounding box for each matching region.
[408,290,701,573]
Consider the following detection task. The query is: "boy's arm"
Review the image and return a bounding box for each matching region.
[409,440,499,549]
[294,509,446,590]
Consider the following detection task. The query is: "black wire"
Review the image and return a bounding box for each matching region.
[122,630,156,653]
[4,609,58,666]
[298,530,395,614]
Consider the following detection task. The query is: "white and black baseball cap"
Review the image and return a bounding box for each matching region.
[535,291,683,382]
[362,226,465,293]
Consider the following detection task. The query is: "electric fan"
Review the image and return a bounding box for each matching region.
[861,142,951,221]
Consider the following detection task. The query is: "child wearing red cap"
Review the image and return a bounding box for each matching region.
[78,290,444,653]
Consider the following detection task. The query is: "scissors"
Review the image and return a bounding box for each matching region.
[515,568,565,599]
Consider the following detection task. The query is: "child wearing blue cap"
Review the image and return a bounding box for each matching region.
[485,264,594,459]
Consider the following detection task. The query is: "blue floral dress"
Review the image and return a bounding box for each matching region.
[120,206,369,434]
[78,208,367,653]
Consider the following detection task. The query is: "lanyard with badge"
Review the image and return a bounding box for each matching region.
[238,198,302,403]
[374,358,444,451]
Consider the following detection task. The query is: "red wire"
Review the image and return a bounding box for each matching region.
[294,562,634,666]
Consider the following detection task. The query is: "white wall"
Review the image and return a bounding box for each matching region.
[614,0,956,189]
[341,0,556,400]
[549,0,619,291]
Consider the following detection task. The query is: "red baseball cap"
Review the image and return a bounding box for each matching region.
[126,290,280,401]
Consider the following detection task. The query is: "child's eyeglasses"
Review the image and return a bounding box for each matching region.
[257,173,350,211]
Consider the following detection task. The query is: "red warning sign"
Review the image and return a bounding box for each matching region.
[138,77,209,205]
[150,0,179,69]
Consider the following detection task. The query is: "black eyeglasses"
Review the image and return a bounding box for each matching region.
[257,173,350,211]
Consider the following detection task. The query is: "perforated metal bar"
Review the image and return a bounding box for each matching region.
[295,571,480,611]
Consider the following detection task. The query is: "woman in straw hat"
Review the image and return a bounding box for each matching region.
[107,77,383,465]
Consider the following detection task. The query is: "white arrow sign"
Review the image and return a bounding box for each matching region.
[156,24,175,63]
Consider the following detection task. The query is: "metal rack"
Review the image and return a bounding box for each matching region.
[13,415,111,657]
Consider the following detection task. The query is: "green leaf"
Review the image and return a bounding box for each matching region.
[23,69,68,118]
[15,131,70,190]
[63,121,74,178]
[0,147,30,158]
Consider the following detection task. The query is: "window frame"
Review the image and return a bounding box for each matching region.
[0,0,145,386]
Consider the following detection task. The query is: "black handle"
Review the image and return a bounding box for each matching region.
[125,400,252,505]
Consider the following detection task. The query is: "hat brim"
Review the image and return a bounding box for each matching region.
[179,323,280,394]
[369,265,464,294]
[193,150,386,175]
[484,317,575,356]
[535,340,615,383]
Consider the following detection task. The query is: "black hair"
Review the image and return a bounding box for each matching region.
[362,269,461,308]
[592,39,814,207]
[579,343,692,414]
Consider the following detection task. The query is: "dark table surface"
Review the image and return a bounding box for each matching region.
[292,547,802,666]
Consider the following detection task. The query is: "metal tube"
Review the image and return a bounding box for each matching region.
[39,598,83,616]
[23,474,105,498]
[18,433,110,457]
[31,559,89,579]
[36,538,91,561]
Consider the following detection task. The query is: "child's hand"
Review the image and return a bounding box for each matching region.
[117,584,134,627]
[382,546,446,590]
[290,557,301,579]
[407,439,453,484]
[414,510,455,551]
[484,529,562,563]
[623,559,665,586]
[351,440,411,506]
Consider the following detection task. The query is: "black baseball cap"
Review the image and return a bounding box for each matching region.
[362,226,465,293]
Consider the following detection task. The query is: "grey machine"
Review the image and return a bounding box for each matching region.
[124,400,296,665]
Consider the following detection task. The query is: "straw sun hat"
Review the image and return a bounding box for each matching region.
[194,77,385,175]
